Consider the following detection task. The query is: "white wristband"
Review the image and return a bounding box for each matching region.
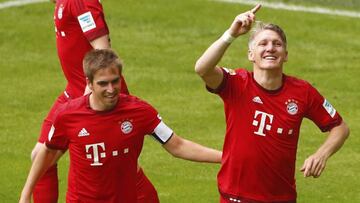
[221,30,236,44]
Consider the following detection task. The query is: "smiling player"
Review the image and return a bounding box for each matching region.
[195,4,349,203]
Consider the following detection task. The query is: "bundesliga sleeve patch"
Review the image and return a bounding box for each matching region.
[323,99,336,118]
[152,121,173,144]
[77,11,97,33]
[48,125,55,141]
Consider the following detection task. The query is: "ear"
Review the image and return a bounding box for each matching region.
[284,50,288,62]
[248,49,255,62]
[86,77,93,91]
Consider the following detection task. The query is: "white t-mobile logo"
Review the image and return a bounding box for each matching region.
[85,142,106,166]
[252,110,274,136]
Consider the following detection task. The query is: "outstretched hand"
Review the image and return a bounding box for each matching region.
[300,153,328,178]
[228,4,261,37]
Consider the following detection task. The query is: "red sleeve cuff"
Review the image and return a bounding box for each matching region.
[206,68,227,94]
[84,26,109,42]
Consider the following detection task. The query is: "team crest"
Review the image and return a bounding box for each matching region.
[285,99,298,115]
[57,4,64,19]
[120,120,133,134]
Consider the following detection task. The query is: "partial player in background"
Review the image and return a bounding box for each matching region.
[30,0,158,202]
[20,49,222,203]
[195,4,349,203]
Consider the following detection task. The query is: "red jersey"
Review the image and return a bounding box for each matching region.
[54,0,128,98]
[210,68,342,202]
[46,94,172,202]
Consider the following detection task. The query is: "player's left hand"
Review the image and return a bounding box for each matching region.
[300,153,328,178]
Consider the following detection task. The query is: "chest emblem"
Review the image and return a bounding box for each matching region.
[120,120,133,134]
[252,96,263,104]
[78,128,90,137]
[285,99,298,115]
[57,4,64,19]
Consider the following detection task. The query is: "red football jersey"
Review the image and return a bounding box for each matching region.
[54,0,128,97]
[46,94,171,202]
[210,68,342,202]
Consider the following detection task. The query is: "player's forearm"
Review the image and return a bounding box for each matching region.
[164,134,222,163]
[20,146,59,199]
[195,37,230,77]
[315,121,349,159]
[180,140,222,163]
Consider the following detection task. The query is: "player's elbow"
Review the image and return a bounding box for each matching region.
[31,149,38,162]
[195,60,207,77]
[163,135,186,159]
[169,149,183,159]
[31,143,44,162]
[167,143,185,159]
[342,121,350,139]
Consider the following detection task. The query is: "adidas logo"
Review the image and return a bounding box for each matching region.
[252,96,263,104]
[78,128,90,137]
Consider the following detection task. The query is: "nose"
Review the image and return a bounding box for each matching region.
[265,43,276,52]
[106,83,115,93]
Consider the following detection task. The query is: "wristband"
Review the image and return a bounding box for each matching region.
[221,30,236,44]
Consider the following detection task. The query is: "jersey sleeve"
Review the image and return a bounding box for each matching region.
[71,0,109,41]
[151,119,173,144]
[45,102,71,150]
[45,115,70,150]
[305,84,343,132]
[206,67,247,101]
[140,102,173,144]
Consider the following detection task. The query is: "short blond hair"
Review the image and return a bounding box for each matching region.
[83,49,123,82]
[248,21,287,50]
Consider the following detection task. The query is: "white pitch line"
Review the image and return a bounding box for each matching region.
[0,0,48,10]
[215,0,360,18]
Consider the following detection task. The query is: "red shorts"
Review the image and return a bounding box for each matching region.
[38,92,70,143]
[220,194,296,203]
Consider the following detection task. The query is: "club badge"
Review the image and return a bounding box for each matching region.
[285,99,298,115]
[120,120,133,134]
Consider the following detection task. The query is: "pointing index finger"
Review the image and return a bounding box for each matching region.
[251,4,261,14]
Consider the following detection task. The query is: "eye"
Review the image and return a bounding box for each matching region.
[111,78,120,85]
[97,81,108,87]
[274,41,283,47]
[258,41,267,46]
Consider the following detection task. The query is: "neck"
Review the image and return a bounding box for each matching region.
[253,67,283,90]
[89,94,108,111]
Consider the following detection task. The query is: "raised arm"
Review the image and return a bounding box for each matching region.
[162,133,222,163]
[90,34,111,49]
[83,35,112,95]
[194,4,261,89]
[19,145,63,203]
[300,121,350,178]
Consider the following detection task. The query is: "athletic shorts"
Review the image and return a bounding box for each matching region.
[220,194,296,203]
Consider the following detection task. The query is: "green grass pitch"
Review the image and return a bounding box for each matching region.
[0,0,359,202]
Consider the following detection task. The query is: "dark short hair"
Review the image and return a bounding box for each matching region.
[83,49,123,82]
[248,21,287,49]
